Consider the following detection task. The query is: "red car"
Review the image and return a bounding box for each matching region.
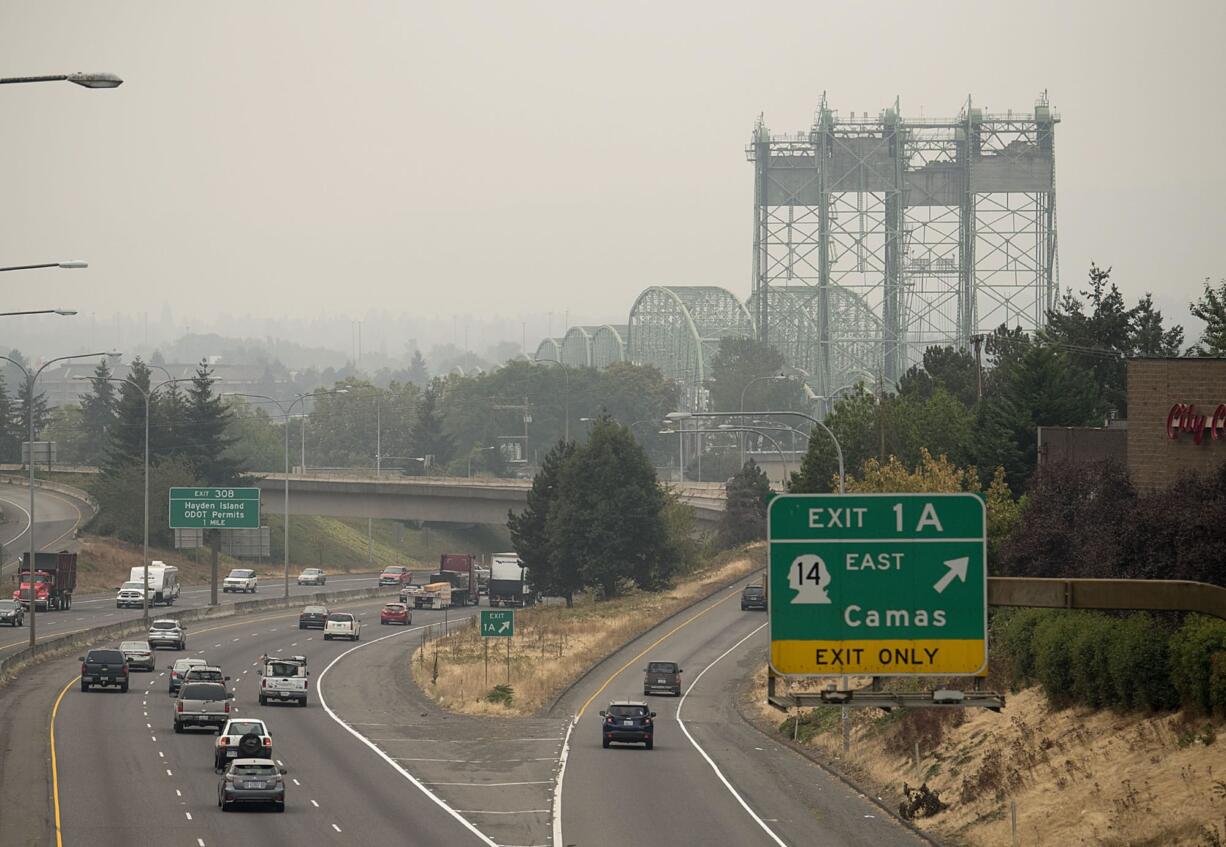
[378,566,413,587]
[379,603,411,626]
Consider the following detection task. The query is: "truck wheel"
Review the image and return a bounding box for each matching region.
[645,739,653,750]
[80,681,90,692]
[174,721,183,733]
[323,634,331,641]
[120,682,129,693]
[259,694,267,706]
[602,738,610,749]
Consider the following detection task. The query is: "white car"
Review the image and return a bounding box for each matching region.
[116,581,152,609]
[214,718,272,771]
[323,612,360,641]
[223,569,258,594]
[296,568,326,586]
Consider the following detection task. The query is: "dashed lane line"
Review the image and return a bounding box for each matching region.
[424,781,552,787]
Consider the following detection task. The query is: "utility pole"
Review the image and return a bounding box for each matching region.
[972,334,984,401]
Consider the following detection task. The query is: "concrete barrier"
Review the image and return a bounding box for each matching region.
[0,584,400,688]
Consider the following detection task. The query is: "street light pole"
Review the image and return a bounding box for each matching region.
[0,73,123,88]
[0,261,88,273]
[3,351,119,647]
[739,374,788,467]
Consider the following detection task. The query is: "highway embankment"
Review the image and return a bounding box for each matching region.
[413,544,765,715]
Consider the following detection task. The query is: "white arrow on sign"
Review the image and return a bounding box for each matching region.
[933,557,969,594]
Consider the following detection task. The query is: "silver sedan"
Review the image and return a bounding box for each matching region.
[119,640,155,671]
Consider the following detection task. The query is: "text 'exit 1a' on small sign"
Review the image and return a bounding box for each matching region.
[480,609,514,638]
[768,492,987,677]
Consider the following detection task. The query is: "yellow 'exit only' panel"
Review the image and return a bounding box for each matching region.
[771,639,986,675]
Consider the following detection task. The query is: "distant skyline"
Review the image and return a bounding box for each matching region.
[2,2,1222,348]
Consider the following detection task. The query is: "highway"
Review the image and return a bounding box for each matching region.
[0,572,928,847]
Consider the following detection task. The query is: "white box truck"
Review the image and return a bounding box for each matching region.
[488,554,532,608]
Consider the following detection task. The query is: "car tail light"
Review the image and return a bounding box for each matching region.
[220,737,228,747]
[263,737,272,747]
[80,663,87,675]
[605,716,614,724]
[303,679,308,690]
[120,666,129,676]
[176,702,183,713]
[643,717,652,726]
[224,702,231,713]
[260,678,267,689]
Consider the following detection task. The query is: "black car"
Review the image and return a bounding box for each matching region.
[0,599,24,626]
[741,584,767,611]
[600,701,656,749]
[298,605,329,630]
[79,649,130,693]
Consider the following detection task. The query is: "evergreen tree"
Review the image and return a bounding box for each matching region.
[508,440,578,605]
[1190,278,1226,356]
[548,416,674,597]
[1130,293,1184,357]
[897,346,978,408]
[79,357,118,465]
[104,358,152,476]
[153,381,187,460]
[1044,263,1130,416]
[719,460,773,548]
[406,349,430,386]
[14,375,50,441]
[707,337,805,416]
[182,359,244,484]
[0,376,20,462]
[408,378,452,473]
[789,386,878,493]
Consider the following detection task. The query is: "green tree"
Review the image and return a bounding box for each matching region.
[42,407,89,465]
[1130,293,1184,356]
[406,349,430,385]
[409,378,452,473]
[719,460,772,548]
[14,375,50,441]
[224,398,285,472]
[182,359,244,484]
[1190,278,1226,356]
[0,376,21,462]
[789,386,877,493]
[508,440,578,605]
[897,346,978,408]
[1044,263,1131,416]
[548,417,675,597]
[79,357,118,465]
[89,456,198,546]
[707,337,806,418]
[103,358,152,476]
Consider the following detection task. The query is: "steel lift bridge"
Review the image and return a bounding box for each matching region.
[747,93,1059,398]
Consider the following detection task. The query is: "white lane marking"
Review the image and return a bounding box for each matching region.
[456,809,550,815]
[232,638,239,642]
[394,757,555,763]
[185,811,192,820]
[332,824,342,832]
[551,715,576,847]
[158,751,164,758]
[311,799,319,807]
[167,770,173,777]
[292,778,301,786]
[317,620,497,847]
[176,789,182,797]
[151,735,157,741]
[197,839,205,847]
[674,622,785,846]
[146,723,151,728]
[214,643,221,648]
[243,669,249,674]
[425,781,552,787]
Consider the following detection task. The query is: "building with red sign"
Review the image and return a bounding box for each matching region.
[1127,358,1226,491]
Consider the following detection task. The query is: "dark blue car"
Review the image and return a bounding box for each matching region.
[600,701,656,750]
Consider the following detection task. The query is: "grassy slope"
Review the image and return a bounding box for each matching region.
[73,517,510,595]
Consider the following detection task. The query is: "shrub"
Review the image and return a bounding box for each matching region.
[1106,614,1175,711]
[483,683,514,706]
[1032,612,1081,706]
[994,608,1049,686]
[1068,614,1115,708]
[1170,616,1226,715]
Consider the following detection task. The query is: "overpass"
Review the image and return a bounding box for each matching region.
[254,473,727,528]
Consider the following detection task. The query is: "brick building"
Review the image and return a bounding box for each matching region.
[1126,358,1226,491]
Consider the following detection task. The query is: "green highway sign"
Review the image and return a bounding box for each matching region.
[169,487,260,530]
[768,492,987,677]
[480,609,515,638]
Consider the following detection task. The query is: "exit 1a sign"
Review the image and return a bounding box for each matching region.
[768,493,987,677]
[480,609,514,638]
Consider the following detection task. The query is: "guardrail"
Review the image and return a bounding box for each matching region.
[0,584,400,688]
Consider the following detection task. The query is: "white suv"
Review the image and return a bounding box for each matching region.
[323,612,361,641]
[223,569,258,594]
[214,718,272,771]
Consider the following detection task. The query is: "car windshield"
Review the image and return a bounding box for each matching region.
[647,662,678,673]
[179,683,226,700]
[384,604,405,612]
[382,567,406,574]
[266,662,302,677]
[87,650,125,663]
[174,659,205,671]
[328,613,353,622]
[228,570,254,578]
[0,601,17,610]
[121,582,144,590]
[225,721,265,737]
[303,606,326,614]
[120,642,150,651]
[151,621,178,630]
[608,704,649,718]
[186,669,223,681]
[231,763,278,776]
[744,586,764,595]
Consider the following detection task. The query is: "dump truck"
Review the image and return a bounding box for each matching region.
[14,551,77,610]
[488,553,531,608]
[431,554,479,606]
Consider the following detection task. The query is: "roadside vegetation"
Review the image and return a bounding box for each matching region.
[412,544,763,715]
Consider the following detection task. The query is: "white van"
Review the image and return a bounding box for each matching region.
[129,562,180,606]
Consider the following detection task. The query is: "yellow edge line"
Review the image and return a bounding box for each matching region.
[50,674,76,847]
[47,593,396,842]
[577,587,741,719]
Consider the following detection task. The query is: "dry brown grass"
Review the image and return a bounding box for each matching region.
[412,545,766,716]
[73,536,279,594]
[753,668,1226,846]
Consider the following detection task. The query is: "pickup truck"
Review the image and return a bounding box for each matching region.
[79,648,129,693]
[223,569,258,593]
[258,655,309,707]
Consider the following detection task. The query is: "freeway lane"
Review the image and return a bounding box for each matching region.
[52,595,487,847]
[555,579,927,847]
[0,483,87,576]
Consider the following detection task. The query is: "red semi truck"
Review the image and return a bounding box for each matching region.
[431,554,480,607]
[14,551,78,610]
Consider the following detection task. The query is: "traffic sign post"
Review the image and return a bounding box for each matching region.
[480,609,515,638]
[169,487,260,530]
[768,493,987,677]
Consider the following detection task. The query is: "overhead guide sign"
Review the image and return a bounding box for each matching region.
[169,487,260,530]
[768,493,987,676]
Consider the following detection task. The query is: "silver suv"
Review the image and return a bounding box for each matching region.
[174,681,233,732]
[148,619,186,650]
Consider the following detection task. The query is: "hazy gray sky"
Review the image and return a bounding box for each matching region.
[2,1,1223,342]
